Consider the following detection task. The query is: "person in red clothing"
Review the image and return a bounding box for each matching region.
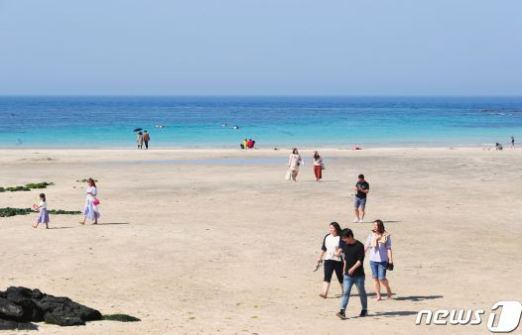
[247,139,255,149]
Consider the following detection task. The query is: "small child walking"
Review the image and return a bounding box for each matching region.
[32,193,50,229]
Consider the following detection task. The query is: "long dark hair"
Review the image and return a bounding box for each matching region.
[330,222,342,236]
[88,178,97,188]
[292,148,299,155]
[39,193,46,202]
[314,151,320,160]
[374,219,386,234]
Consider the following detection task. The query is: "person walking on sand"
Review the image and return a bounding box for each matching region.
[80,178,100,225]
[365,220,393,301]
[32,193,49,229]
[318,222,344,299]
[137,131,144,150]
[288,148,304,181]
[354,174,370,223]
[143,130,151,150]
[336,228,368,319]
[511,136,515,149]
[313,151,325,181]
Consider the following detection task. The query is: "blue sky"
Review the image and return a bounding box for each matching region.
[0,0,521,95]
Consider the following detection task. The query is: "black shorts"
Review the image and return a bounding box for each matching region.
[324,260,343,283]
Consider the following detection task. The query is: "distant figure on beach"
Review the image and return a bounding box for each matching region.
[511,136,515,149]
[137,132,144,150]
[313,151,325,181]
[80,178,100,225]
[365,220,393,301]
[247,139,255,149]
[318,222,344,299]
[288,148,304,181]
[243,139,248,149]
[336,228,368,319]
[495,142,503,151]
[354,174,370,223]
[32,193,49,229]
[143,130,150,150]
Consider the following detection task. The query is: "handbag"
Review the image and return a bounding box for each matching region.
[386,262,394,271]
[285,170,292,181]
[93,199,100,206]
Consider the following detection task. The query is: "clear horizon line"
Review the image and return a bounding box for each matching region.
[1,94,522,98]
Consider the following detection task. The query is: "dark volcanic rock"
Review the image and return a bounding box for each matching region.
[0,297,25,321]
[0,286,102,328]
[0,318,39,330]
[44,313,85,326]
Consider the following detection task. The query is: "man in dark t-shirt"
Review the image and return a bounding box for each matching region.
[337,228,368,319]
[354,174,370,223]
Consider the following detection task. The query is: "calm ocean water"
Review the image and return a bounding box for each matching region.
[0,96,521,148]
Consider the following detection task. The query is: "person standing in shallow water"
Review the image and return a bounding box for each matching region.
[313,151,325,181]
[318,222,344,299]
[143,130,150,150]
[288,148,304,181]
[137,132,144,150]
[80,178,100,225]
[512,136,515,149]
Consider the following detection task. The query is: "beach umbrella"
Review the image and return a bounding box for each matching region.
[133,128,143,132]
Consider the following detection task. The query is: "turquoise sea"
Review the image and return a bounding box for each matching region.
[0,96,521,148]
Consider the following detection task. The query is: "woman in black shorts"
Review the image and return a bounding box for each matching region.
[317,222,344,299]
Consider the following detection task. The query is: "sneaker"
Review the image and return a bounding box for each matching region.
[359,219,364,223]
[353,218,360,223]
[336,310,346,320]
[359,309,368,317]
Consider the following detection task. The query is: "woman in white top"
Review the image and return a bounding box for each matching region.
[288,148,304,181]
[32,193,49,229]
[365,219,393,300]
[317,222,344,299]
[80,178,100,225]
[313,151,325,181]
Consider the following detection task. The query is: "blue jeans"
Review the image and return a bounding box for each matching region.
[370,261,387,280]
[340,275,368,311]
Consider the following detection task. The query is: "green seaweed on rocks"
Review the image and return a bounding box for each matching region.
[0,182,54,192]
[0,208,33,217]
[102,314,141,322]
[0,208,81,217]
[76,179,98,183]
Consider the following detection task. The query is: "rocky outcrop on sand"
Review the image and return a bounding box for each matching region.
[0,287,102,329]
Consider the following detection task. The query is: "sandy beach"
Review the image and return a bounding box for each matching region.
[1,147,521,334]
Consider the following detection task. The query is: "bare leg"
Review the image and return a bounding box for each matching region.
[32,222,39,228]
[374,278,382,300]
[292,171,298,181]
[380,279,392,298]
[320,281,330,298]
[79,217,86,225]
[360,208,365,221]
[354,208,360,222]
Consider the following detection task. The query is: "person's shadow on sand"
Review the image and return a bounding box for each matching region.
[393,295,443,301]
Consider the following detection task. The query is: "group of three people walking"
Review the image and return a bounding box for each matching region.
[318,220,393,319]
